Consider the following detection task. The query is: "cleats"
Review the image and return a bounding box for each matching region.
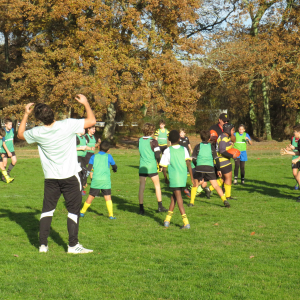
[108,216,116,220]
[233,179,238,185]
[187,203,194,207]
[67,243,93,254]
[224,200,230,208]
[196,186,203,196]
[80,213,85,218]
[180,224,190,229]
[204,187,211,199]
[295,185,299,190]
[226,196,237,201]
[184,189,191,198]
[241,180,245,185]
[39,245,48,253]
[82,191,86,196]
[6,177,14,183]
[138,209,145,215]
[158,206,168,213]
[164,221,170,228]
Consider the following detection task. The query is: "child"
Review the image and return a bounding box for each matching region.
[138,123,168,215]
[179,128,192,154]
[80,140,117,219]
[154,119,169,154]
[0,128,14,183]
[290,127,300,190]
[215,123,238,200]
[190,130,230,208]
[84,126,100,166]
[1,118,17,180]
[160,130,194,229]
[76,131,94,195]
[233,124,252,185]
[281,124,300,201]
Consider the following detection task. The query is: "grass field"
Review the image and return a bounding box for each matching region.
[1,145,300,299]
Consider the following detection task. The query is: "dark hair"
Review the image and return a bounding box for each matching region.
[200,130,210,142]
[159,119,165,125]
[239,124,246,130]
[142,123,155,136]
[4,118,12,124]
[34,103,54,125]
[294,125,300,132]
[169,130,180,143]
[100,140,110,152]
[180,128,185,133]
[88,126,95,130]
[223,123,234,135]
[0,128,5,137]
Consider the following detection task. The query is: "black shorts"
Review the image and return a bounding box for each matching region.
[2,151,16,158]
[194,171,217,182]
[159,146,168,154]
[89,188,111,196]
[139,173,158,178]
[220,164,232,175]
[292,162,300,169]
[170,187,184,192]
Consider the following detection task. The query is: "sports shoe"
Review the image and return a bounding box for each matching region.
[233,179,238,185]
[184,189,191,198]
[67,243,93,254]
[138,209,145,215]
[204,187,211,199]
[164,221,170,228]
[6,177,14,183]
[80,213,85,218]
[224,200,230,208]
[196,186,203,196]
[39,245,48,253]
[226,196,237,200]
[241,180,245,185]
[158,206,168,212]
[187,203,194,207]
[295,185,299,190]
[180,224,190,229]
[108,216,116,220]
[82,191,86,196]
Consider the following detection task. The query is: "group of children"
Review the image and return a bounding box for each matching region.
[1,115,254,230]
[0,119,16,184]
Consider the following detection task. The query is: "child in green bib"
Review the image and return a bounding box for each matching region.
[80,140,117,219]
[160,130,194,229]
[233,124,252,185]
[0,128,14,183]
[138,123,168,215]
[1,118,17,180]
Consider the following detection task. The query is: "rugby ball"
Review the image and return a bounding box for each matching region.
[227,148,240,159]
[210,130,218,142]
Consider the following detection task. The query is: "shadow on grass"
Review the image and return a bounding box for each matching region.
[111,195,165,225]
[0,207,68,250]
[127,165,139,170]
[233,179,296,200]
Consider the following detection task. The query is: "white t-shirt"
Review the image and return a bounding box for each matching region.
[160,145,190,167]
[24,119,85,179]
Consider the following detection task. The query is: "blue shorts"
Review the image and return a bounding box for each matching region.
[237,151,247,162]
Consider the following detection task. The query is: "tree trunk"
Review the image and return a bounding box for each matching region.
[262,75,272,140]
[103,102,116,141]
[4,31,10,88]
[249,81,258,137]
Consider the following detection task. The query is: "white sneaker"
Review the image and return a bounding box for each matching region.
[67,243,93,254]
[39,245,48,253]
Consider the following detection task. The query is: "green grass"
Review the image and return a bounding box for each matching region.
[0,148,300,299]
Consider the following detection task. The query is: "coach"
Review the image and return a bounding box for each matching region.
[209,113,229,138]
